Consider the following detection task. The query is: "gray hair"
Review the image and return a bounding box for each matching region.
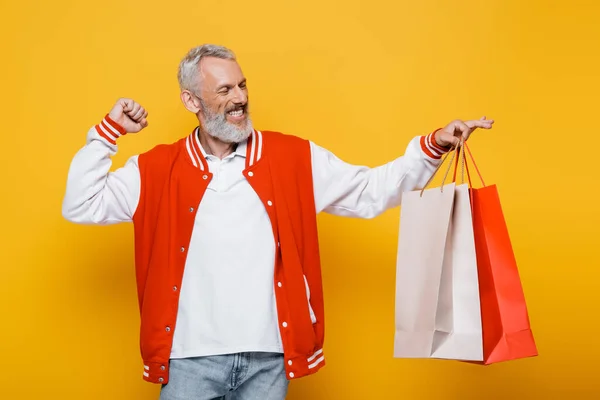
[177,44,236,93]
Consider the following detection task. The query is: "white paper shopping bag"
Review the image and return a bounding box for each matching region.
[430,183,483,360]
[393,182,455,357]
[393,148,483,361]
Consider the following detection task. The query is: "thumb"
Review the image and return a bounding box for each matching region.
[119,98,135,113]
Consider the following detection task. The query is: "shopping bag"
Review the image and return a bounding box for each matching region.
[394,146,483,361]
[460,143,538,364]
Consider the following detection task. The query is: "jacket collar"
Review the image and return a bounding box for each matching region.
[185,127,263,171]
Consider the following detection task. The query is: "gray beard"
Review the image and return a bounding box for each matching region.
[200,103,253,144]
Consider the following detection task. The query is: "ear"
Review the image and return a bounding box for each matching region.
[180,90,201,114]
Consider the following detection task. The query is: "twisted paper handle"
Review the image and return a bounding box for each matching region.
[419,135,488,197]
[464,141,486,187]
[419,141,459,197]
[452,139,486,188]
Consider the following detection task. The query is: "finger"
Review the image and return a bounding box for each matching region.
[140,118,149,128]
[454,120,471,134]
[439,131,461,147]
[119,98,134,113]
[132,107,145,121]
[465,119,494,129]
[455,120,475,141]
[127,103,141,119]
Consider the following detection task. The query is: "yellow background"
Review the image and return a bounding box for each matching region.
[1,0,599,398]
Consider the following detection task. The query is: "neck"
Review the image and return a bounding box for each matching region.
[197,127,237,159]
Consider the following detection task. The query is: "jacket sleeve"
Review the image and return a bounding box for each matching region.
[61,115,141,225]
[311,132,450,218]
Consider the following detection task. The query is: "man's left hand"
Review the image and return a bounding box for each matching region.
[435,116,494,148]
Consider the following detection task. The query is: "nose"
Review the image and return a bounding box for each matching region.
[232,85,247,104]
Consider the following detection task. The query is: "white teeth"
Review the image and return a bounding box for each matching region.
[228,110,243,117]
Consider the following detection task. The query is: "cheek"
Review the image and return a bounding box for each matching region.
[202,94,227,112]
[216,100,229,113]
[203,102,226,117]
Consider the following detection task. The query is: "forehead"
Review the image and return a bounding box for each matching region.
[198,57,244,88]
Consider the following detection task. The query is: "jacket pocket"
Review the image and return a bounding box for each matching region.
[303,274,317,324]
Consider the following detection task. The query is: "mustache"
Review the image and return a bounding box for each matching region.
[225,103,248,113]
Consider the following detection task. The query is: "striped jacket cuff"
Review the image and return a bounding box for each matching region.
[420,129,450,160]
[94,114,127,145]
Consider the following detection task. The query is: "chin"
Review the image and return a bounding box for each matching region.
[209,124,253,144]
[202,110,254,144]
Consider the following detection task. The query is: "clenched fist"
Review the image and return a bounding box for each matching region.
[108,98,149,133]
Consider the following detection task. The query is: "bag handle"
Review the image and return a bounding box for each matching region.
[453,140,486,188]
[419,141,459,197]
[419,136,488,196]
[447,138,478,212]
[452,137,468,185]
[464,141,486,187]
[452,142,460,182]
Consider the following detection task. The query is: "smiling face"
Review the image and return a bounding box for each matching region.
[185,56,253,143]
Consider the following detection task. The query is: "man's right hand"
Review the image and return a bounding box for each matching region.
[108,98,149,133]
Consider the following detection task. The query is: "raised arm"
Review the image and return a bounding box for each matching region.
[312,117,494,218]
[61,99,148,225]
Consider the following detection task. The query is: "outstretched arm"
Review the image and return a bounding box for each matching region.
[312,117,494,218]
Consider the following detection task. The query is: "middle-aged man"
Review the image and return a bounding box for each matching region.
[62,44,493,399]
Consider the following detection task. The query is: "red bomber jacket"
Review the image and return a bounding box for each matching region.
[131,127,325,384]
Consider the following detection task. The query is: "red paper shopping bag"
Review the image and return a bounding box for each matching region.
[458,143,538,364]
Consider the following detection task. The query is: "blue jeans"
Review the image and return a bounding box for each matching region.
[159,352,289,400]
